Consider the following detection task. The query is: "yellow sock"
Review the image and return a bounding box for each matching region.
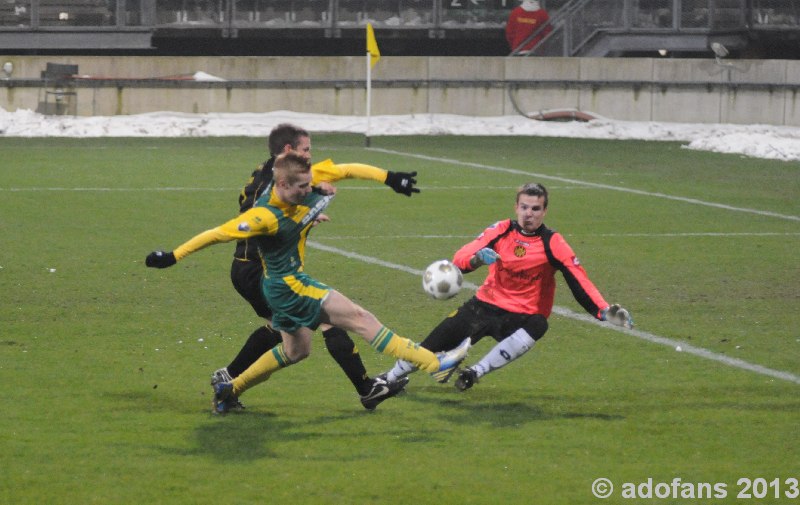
[370,326,438,373]
[231,343,292,396]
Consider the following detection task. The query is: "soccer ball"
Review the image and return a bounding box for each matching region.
[422,260,463,300]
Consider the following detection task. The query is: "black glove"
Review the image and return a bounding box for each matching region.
[384,171,420,197]
[145,250,177,269]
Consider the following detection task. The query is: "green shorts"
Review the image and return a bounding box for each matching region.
[261,272,330,332]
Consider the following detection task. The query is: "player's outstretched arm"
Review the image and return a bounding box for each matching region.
[601,304,634,329]
[145,208,277,269]
[312,160,420,196]
[144,228,229,269]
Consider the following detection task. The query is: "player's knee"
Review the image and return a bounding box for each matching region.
[353,305,379,332]
[522,314,548,341]
[284,341,311,362]
[286,348,310,363]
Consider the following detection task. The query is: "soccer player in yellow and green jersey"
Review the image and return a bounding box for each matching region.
[221,123,420,411]
[146,151,470,413]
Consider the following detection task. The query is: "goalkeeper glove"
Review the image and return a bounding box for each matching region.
[474,248,500,266]
[601,304,634,329]
[384,171,420,196]
[145,250,176,269]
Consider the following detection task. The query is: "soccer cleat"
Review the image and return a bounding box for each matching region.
[374,372,391,383]
[374,371,406,385]
[454,367,479,391]
[360,375,410,411]
[212,382,241,415]
[210,368,245,411]
[210,367,233,386]
[430,337,471,383]
[223,396,245,412]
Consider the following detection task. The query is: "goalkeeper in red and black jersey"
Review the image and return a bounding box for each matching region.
[382,182,633,391]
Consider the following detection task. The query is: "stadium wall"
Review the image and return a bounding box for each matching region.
[1,56,798,126]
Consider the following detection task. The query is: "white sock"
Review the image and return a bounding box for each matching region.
[386,359,417,383]
[472,328,535,378]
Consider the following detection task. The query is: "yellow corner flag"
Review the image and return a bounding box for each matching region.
[367,23,380,68]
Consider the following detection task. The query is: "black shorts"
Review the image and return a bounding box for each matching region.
[420,297,548,353]
[230,258,273,320]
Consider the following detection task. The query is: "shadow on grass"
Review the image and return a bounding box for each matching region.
[403,390,624,428]
[186,409,379,462]
[104,390,288,462]
[107,388,423,462]
[106,385,621,463]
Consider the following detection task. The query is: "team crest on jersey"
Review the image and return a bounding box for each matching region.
[514,245,526,257]
[238,222,251,232]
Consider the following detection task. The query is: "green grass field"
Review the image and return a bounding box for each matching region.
[1,135,798,504]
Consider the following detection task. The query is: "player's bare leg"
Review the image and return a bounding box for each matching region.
[320,290,469,381]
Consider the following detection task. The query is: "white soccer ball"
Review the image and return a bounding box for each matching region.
[422,259,463,300]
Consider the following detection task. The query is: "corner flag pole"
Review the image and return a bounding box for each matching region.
[366,50,372,147]
[365,23,380,148]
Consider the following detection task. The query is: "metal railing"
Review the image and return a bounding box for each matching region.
[528,0,800,56]
[0,0,137,28]
[1,0,797,51]
[0,0,521,31]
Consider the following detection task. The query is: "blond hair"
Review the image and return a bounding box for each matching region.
[273,151,311,186]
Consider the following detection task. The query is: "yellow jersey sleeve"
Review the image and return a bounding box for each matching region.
[173,207,278,261]
[311,158,388,185]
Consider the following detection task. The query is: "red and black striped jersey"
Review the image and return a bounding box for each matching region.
[452,219,608,319]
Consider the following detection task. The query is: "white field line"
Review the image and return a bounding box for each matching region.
[308,240,800,386]
[368,147,800,222]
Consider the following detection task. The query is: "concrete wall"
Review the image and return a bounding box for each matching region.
[1,55,798,125]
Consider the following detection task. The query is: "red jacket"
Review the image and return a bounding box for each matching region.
[505,6,552,52]
[453,220,608,318]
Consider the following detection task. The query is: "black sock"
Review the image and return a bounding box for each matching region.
[227,326,282,378]
[323,327,371,395]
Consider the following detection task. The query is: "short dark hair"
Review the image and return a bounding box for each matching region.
[516,182,548,208]
[268,123,309,156]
